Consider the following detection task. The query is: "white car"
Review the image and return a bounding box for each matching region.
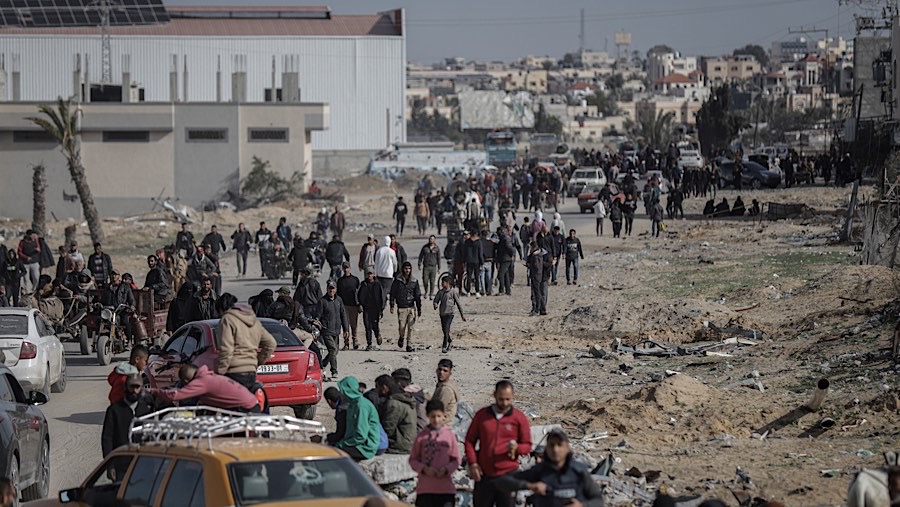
[567,167,607,196]
[0,308,66,398]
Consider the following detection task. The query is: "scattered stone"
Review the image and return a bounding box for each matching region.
[589,344,609,359]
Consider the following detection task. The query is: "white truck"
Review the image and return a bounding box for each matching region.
[677,140,704,170]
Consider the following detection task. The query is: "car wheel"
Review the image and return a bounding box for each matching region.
[292,404,317,420]
[79,326,90,355]
[21,440,48,501]
[752,178,762,190]
[51,357,66,393]
[96,335,112,366]
[9,454,19,507]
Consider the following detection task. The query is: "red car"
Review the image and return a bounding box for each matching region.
[144,318,322,419]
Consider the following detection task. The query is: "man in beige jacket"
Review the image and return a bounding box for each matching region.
[215,293,277,390]
[432,358,460,426]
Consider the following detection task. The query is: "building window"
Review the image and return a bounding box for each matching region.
[186,128,228,142]
[248,128,289,143]
[102,131,150,143]
[12,130,56,143]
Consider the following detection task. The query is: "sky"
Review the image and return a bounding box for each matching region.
[166,0,879,63]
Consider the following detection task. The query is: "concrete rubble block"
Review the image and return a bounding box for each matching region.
[358,454,418,485]
[589,344,609,358]
[530,424,563,446]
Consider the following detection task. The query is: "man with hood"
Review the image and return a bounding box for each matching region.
[375,374,417,454]
[374,235,398,303]
[215,292,277,390]
[336,376,381,461]
[550,212,566,235]
[292,267,322,320]
[389,262,422,352]
[496,429,603,507]
[325,235,351,282]
[392,368,428,432]
[530,211,545,243]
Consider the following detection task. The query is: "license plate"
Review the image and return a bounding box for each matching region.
[257,364,289,374]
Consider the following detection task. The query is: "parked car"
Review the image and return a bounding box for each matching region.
[577,185,604,213]
[567,167,607,196]
[717,160,782,189]
[0,308,67,399]
[0,363,50,503]
[144,318,322,419]
[29,409,405,507]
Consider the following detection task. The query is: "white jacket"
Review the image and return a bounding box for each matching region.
[593,200,607,218]
[375,240,398,278]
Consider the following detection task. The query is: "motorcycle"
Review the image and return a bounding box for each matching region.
[94,303,134,366]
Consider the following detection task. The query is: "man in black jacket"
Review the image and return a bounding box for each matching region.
[417,235,441,298]
[318,281,349,381]
[389,262,422,352]
[288,238,315,286]
[356,269,384,351]
[87,243,113,288]
[102,271,136,343]
[497,429,602,507]
[292,268,322,320]
[189,277,218,322]
[336,263,360,350]
[325,235,351,282]
[101,374,156,477]
[175,223,194,257]
[230,223,252,277]
[495,226,516,296]
[142,255,170,307]
[201,225,227,259]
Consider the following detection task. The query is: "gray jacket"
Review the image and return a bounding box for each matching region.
[318,295,349,337]
[433,287,464,317]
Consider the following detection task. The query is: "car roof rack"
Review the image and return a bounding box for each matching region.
[129,406,326,449]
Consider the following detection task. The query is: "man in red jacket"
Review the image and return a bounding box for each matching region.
[464,380,532,507]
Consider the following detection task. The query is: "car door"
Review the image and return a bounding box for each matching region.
[120,455,172,507]
[0,373,34,484]
[159,459,205,507]
[189,326,217,373]
[35,314,61,384]
[76,454,135,505]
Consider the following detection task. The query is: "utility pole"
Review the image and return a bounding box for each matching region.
[578,9,585,54]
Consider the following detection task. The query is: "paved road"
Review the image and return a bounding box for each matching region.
[40,197,648,494]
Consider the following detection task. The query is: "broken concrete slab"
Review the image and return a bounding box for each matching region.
[358,454,418,485]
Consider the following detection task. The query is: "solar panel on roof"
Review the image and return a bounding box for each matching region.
[0,0,169,28]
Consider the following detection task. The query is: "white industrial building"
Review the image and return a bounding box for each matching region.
[0,5,405,218]
[0,5,406,156]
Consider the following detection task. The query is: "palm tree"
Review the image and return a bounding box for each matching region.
[31,163,46,236]
[27,98,104,244]
[632,108,675,151]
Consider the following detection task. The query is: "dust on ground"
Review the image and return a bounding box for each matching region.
[4,175,898,506]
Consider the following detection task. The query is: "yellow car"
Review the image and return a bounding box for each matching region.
[25,408,408,507]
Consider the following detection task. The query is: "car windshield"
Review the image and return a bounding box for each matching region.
[573,170,596,179]
[0,315,28,336]
[229,458,381,505]
[261,322,303,348]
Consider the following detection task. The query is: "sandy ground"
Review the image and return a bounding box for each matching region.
[6,173,898,506]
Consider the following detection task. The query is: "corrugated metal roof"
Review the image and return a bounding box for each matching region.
[0,10,401,37]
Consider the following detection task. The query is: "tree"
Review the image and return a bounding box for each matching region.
[27,98,104,244]
[605,73,625,92]
[31,163,46,237]
[241,156,306,204]
[630,108,675,151]
[696,85,744,156]
[533,103,564,136]
[733,44,768,68]
[586,91,618,116]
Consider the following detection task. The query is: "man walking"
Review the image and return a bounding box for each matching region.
[564,229,584,286]
[336,262,360,350]
[325,235,351,282]
[175,223,194,257]
[527,242,546,316]
[330,205,346,239]
[16,230,41,293]
[389,262,422,352]
[375,235,398,304]
[357,268,384,350]
[418,235,441,298]
[464,380,532,507]
[495,227,516,296]
[393,196,409,236]
[292,267,323,320]
[255,221,273,276]
[433,276,465,353]
[463,230,484,298]
[201,225,227,259]
[414,198,430,236]
[276,217,292,250]
[230,223,252,277]
[358,234,378,274]
[593,198,607,236]
[432,359,460,425]
[319,280,349,381]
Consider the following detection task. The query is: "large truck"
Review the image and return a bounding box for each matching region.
[529,133,560,160]
[485,131,517,168]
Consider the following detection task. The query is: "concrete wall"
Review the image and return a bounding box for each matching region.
[312,149,373,179]
[173,105,240,205]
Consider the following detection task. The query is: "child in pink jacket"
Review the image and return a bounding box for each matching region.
[408,399,460,507]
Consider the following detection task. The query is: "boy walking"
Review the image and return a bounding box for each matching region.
[433,276,466,353]
[409,399,461,507]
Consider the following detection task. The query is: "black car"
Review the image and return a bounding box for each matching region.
[717,160,781,189]
[0,363,50,502]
